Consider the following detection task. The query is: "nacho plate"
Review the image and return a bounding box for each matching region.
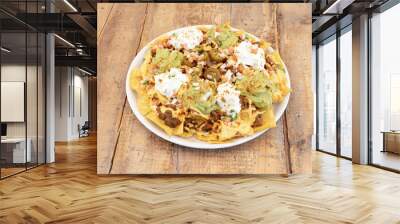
[125,25,290,149]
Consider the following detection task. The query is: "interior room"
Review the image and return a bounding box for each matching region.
[0,0,400,223]
[0,14,46,177]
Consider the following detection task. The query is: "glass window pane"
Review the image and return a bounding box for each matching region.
[312,45,317,150]
[27,31,38,169]
[340,29,352,158]
[371,4,400,171]
[0,1,46,179]
[1,30,28,177]
[26,0,39,169]
[318,37,337,154]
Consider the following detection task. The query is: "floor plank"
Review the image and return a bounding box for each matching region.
[1,134,400,223]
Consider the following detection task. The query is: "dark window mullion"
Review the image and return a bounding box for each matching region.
[24,0,28,171]
[336,28,341,157]
[36,0,39,167]
[43,0,48,165]
[316,45,320,150]
[367,11,373,165]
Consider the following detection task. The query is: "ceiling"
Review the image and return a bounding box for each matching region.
[0,0,97,74]
[311,0,390,43]
[0,0,395,74]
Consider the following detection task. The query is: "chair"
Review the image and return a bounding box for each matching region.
[79,121,90,138]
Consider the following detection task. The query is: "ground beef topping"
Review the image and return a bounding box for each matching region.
[252,114,263,128]
[201,121,213,132]
[157,108,181,128]
[239,95,249,109]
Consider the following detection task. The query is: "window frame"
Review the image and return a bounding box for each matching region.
[367,1,400,173]
[315,24,353,161]
[0,0,48,180]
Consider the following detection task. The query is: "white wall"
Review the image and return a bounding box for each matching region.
[54,67,89,141]
[1,82,25,122]
[1,65,38,137]
[1,63,46,164]
[1,65,27,140]
[71,73,89,138]
[55,67,70,141]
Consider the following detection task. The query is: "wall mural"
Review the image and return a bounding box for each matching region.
[97,3,312,175]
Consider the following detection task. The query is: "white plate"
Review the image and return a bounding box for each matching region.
[126,25,290,149]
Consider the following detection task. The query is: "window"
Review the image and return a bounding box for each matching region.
[317,36,337,154]
[0,1,47,179]
[390,75,400,130]
[312,45,317,150]
[370,3,400,171]
[316,26,353,159]
[340,28,352,158]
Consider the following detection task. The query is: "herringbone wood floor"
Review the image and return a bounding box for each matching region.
[1,134,400,224]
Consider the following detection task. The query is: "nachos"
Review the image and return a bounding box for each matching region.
[130,24,290,143]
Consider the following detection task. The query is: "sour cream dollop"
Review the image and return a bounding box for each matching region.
[168,28,203,50]
[154,68,188,98]
[216,83,241,116]
[235,41,266,71]
[224,70,233,81]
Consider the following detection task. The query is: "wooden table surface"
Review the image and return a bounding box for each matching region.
[97,3,312,175]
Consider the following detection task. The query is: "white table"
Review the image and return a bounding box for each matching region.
[1,138,31,163]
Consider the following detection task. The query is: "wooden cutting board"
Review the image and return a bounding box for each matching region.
[97,3,312,175]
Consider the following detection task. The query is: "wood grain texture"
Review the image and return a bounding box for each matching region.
[97,3,148,174]
[97,3,312,174]
[96,3,113,39]
[276,5,313,173]
[2,135,400,223]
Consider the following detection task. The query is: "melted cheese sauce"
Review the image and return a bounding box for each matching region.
[154,68,188,98]
[235,41,266,71]
[168,28,203,50]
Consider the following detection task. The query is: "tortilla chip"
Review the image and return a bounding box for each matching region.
[253,107,276,132]
[130,69,142,91]
[146,111,184,136]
